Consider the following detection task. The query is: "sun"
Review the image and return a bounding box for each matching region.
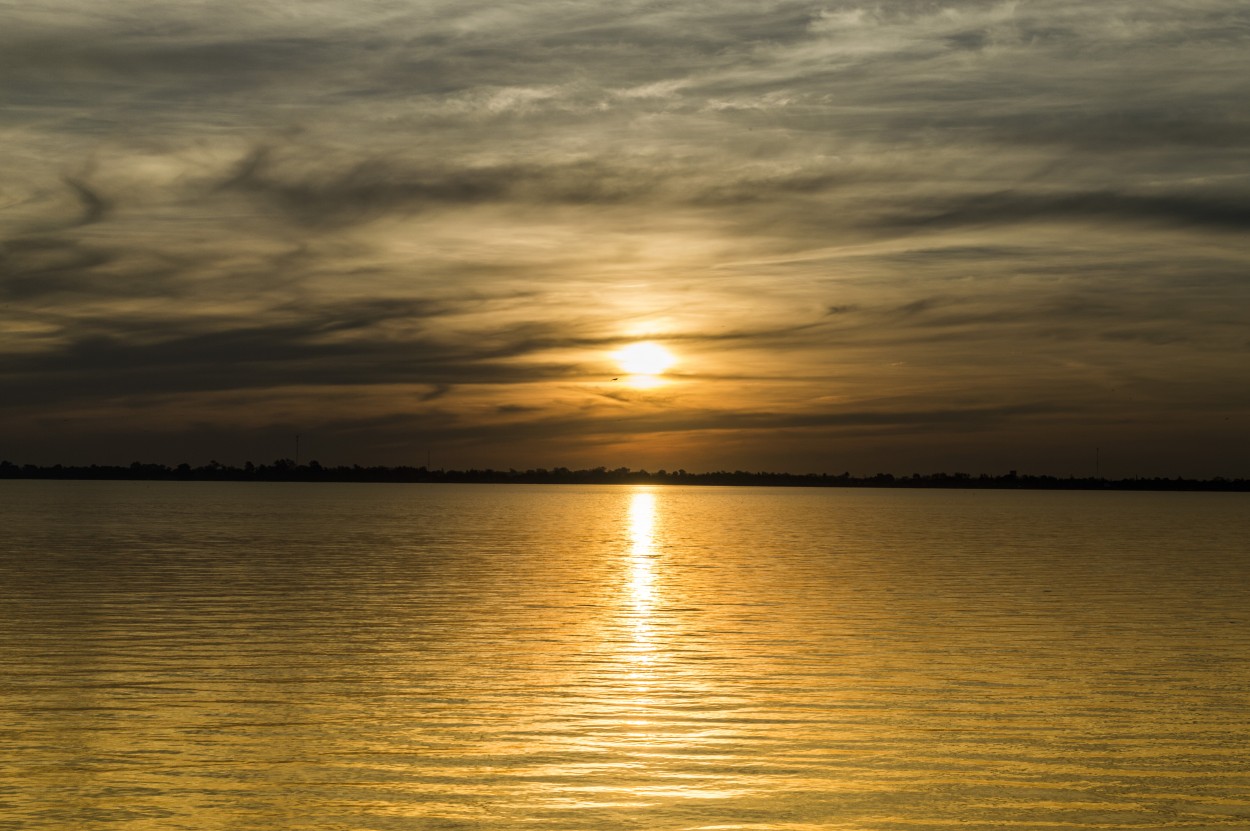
[614,342,676,388]
[616,342,676,375]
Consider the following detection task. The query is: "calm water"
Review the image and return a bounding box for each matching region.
[1,482,1248,830]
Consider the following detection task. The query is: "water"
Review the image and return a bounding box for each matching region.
[1,482,1248,830]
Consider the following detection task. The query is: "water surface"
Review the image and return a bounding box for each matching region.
[2,482,1248,830]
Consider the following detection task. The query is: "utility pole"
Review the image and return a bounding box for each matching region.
[1095,446,1100,479]
[295,433,301,467]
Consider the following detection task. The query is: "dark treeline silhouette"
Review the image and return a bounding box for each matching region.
[1,460,1246,491]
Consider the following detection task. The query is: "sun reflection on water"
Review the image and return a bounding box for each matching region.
[628,491,656,608]
[626,490,658,680]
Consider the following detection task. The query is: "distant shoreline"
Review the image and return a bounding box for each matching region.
[2,461,1246,491]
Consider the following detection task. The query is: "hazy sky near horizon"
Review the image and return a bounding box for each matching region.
[3,0,1248,476]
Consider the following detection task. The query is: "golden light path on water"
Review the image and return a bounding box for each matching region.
[1,483,1249,830]
[556,488,744,813]
[627,490,657,674]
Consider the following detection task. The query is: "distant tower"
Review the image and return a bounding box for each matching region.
[295,434,301,466]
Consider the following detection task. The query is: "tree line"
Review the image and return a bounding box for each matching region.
[1,460,1246,491]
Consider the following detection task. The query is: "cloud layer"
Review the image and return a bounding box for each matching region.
[3,0,1248,475]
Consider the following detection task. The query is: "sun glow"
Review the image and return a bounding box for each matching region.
[614,342,676,389]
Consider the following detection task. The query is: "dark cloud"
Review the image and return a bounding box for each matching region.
[981,110,1250,152]
[882,190,1250,233]
[0,239,116,300]
[220,150,512,225]
[610,402,1071,437]
[63,178,111,225]
[216,147,874,228]
[233,399,1075,455]
[0,298,534,403]
[219,150,667,226]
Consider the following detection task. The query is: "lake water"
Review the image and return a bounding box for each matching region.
[1,482,1248,830]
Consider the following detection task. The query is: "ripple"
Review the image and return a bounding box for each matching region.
[2,483,1248,829]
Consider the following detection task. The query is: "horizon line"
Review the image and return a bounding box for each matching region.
[2,460,1246,491]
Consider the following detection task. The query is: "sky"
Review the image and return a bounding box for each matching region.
[2,0,1248,477]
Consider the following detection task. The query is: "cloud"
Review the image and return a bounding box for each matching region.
[62,177,111,225]
[0,295,547,402]
[0,238,117,300]
[1,0,1248,474]
[880,190,1250,233]
[217,148,664,227]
